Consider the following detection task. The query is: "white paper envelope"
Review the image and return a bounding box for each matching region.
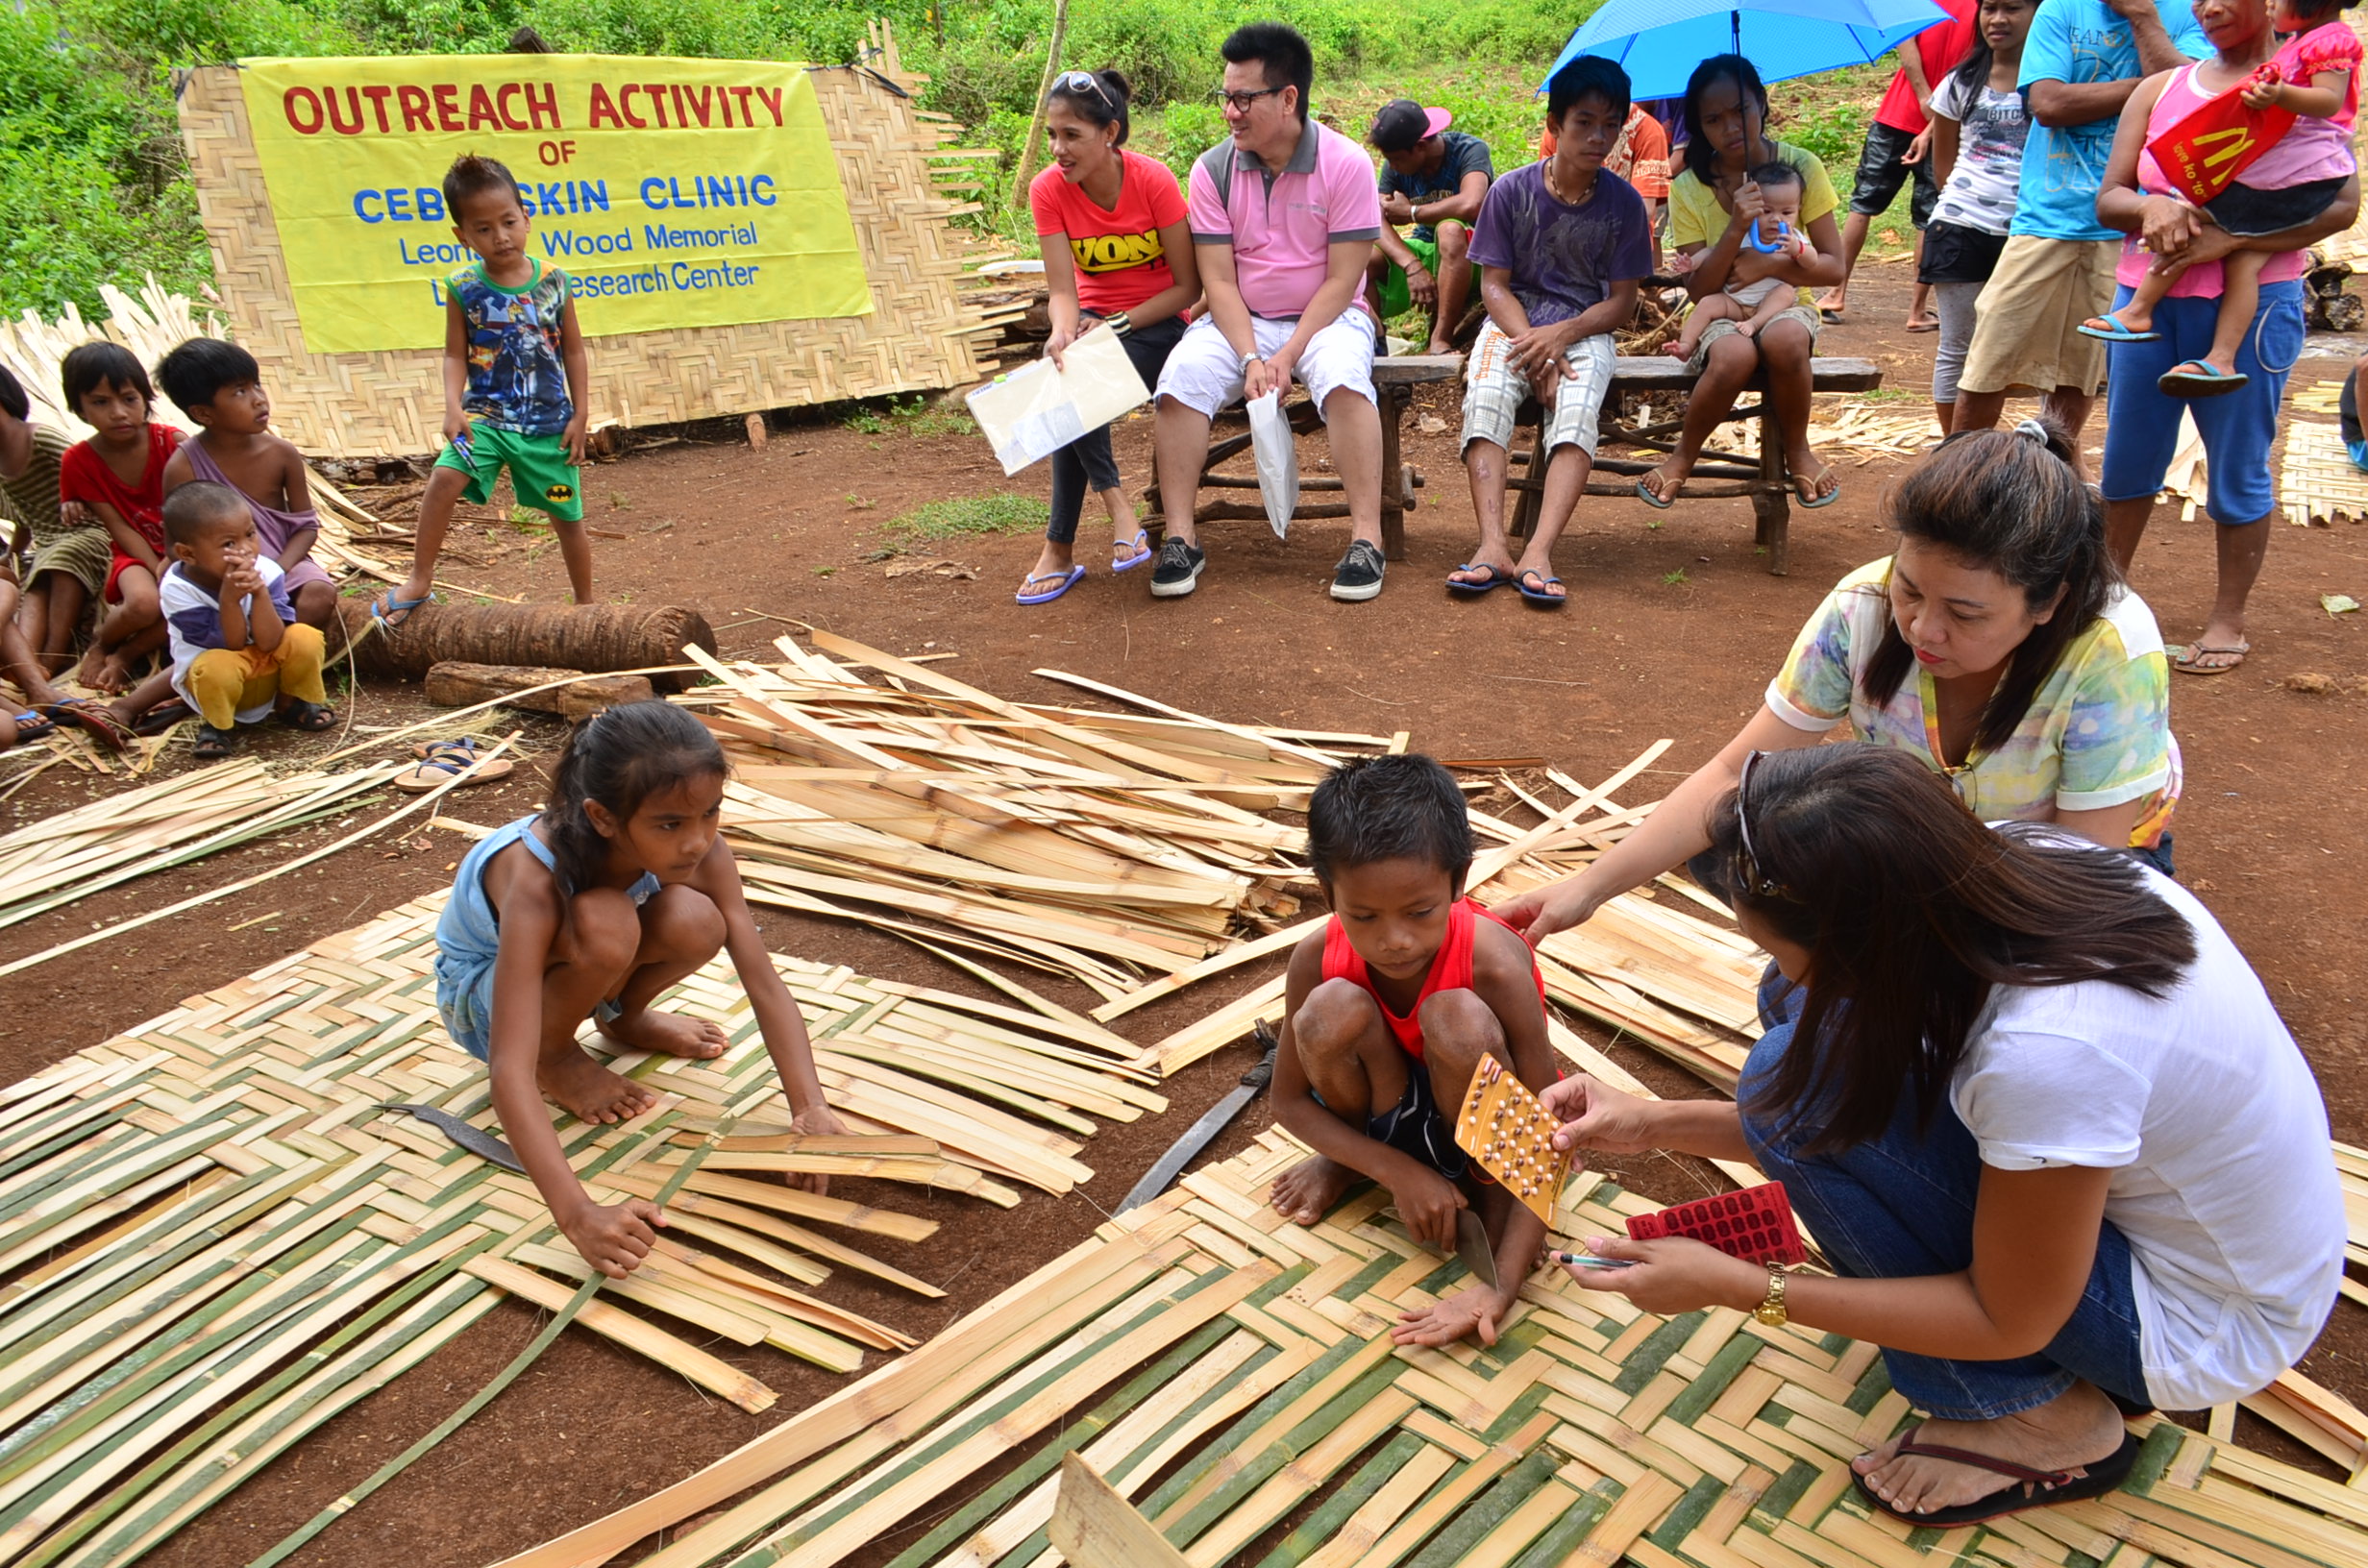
[966,325,1151,477]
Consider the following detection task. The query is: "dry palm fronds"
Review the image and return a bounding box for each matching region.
[0,280,221,435]
[672,632,1393,1000]
[0,889,1170,1566]
[0,756,398,931]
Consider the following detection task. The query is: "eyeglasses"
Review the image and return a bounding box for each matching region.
[1056,70,1114,107]
[1734,749,1790,899]
[1215,85,1286,112]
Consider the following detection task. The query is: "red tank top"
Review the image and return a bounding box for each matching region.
[1320,897,1545,1060]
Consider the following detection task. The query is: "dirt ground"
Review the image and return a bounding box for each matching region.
[5,264,2365,1566]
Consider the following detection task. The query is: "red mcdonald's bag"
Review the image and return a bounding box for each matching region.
[2146,67,2298,204]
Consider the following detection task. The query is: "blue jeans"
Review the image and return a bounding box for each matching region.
[1046,314,1184,545]
[1738,971,2152,1420]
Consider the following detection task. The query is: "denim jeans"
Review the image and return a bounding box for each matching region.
[1738,970,2153,1420]
[1046,314,1186,545]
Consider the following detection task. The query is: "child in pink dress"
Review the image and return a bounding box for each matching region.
[2081,0,2359,395]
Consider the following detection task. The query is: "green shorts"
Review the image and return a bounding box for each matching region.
[1376,233,1480,322]
[25,527,112,598]
[435,423,583,523]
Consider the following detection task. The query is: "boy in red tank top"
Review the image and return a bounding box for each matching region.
[1270,754,1558,1347]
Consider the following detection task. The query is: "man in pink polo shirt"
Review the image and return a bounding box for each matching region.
[1151,22,1390,602]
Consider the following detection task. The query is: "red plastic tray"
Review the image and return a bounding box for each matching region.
[1625,1182,1807,1266]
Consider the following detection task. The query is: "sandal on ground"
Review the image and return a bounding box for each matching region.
[1446,562,1513,596]
[133,698,193,736]
[369,589,435,629]
[1015,564,1086,605]
[11,710,56,743]
[276,699,338,732]
[2174,639,2251,675]
[1111,530,1151,573]
[2077,315,2159,343]
[1794,467,1841,509]
[413,738,513,781]
[193,724,239,761]
[1906,314,1939,333]
[394,746,515,793]
[2158,359,2248,398]
[1516,569,1567,607]
[1637,470,1681,510]
[412,734,491,760]
[39,697,134,753]
[1852,1427,2140,1529]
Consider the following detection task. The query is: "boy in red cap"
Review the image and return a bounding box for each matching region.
[1368,99,1493,354]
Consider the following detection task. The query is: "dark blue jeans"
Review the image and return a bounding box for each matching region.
[1739,970,2152,1420]
[1046,314,1186,545]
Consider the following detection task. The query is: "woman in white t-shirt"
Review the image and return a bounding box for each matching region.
[1921,0,2035,431]
[1541,745,2341,1529]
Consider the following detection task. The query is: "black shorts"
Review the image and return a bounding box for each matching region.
[1848,120,1939,228]
[2206,176,2347,238]
[1315,1066,1468,1180]
[1919,220,2010,284]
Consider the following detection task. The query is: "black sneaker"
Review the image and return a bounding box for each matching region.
[1329,539,1386,601]
[1149,536,1206,598]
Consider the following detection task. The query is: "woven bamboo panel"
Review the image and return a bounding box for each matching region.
[509,1126,2368,1568]
[0,893,1165,1565]
[173,56,987,457]
[2278,417,2368,527]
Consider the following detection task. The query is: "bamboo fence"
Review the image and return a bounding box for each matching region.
[0,891,1171,1567]
[503,1124,2368,1568]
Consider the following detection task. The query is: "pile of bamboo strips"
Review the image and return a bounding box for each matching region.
[0,756,399,931]
[674,632,1396,1001]
[0,280,220,435]
[503,1126,2368,1568]
[0,889,1172,1567]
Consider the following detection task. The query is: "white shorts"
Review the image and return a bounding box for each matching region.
[1155,311,1378,421]
[1460,321,1615,458]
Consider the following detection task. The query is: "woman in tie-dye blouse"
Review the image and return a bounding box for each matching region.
[1496,419,2177,943]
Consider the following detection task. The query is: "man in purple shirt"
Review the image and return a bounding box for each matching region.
[1150,22,1390,601]
[1452,57,1651,607]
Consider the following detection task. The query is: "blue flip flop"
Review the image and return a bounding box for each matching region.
[11,710,56,743]
[1795,469,1842,509]
[1446,563,1513,596]
[1516,569,1568,607]
[2077,315,2160,343]
[1111,530,1152,573]
[370,589,435,629]
[1637,473,1677,510]
[1016,564,1086,605]
[2158,359,2249,398]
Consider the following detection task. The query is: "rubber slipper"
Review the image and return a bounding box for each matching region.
[1637,473,1678,510]
[369,589,435,629]
[416,739,513,781]
[413,735,490,760]
[1446,563,1513,596]
[1015,564,1085,605]
[1111,530,1151,573]
[2158,359,2248,398]
[276,699,338,733]
[38,698,134,753]
[11,710,57,743]
[133,698,193,736]
[2076,315,2160,343]
[394,750,514,793]
[2173,639,2250,675]
[1795,469,1841,509]
[193,724,238,761]
[1817,306,1844,324]
[1852,1427,2139,1529]
[1906,316,1939,333]
[1516,569,1568,607]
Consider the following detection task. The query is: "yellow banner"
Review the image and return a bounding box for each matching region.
[237,55,873,355]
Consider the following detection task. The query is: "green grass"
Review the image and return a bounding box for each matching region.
[883,493,1048,541]
[842,393,979,438]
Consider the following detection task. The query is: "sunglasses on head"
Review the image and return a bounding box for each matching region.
[1057,70,1114,107]
[1734,749,1791,900]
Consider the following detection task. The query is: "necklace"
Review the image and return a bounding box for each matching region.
[1543,158,1591,206]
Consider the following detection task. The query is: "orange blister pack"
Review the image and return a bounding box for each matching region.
[1451,1055,1571,1226]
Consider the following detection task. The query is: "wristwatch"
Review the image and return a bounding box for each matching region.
[1752,1266,1788,1328]
[1239,352,1263,371]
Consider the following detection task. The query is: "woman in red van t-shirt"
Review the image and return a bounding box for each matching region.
[1018,68,1201,605]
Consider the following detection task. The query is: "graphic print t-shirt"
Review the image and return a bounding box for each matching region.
[1030,150,1191,317]
[1929,73,2032,235]
[447,259,573,435]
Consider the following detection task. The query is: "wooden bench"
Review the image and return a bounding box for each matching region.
[1145,355,1463,561]
[1506,355,1883,576]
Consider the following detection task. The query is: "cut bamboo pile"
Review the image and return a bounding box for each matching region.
[0,889,1169,1566]
[506,1125,2368,1568]
[0,280,221,437]
[673,632,1395,1001]
[0,756,398,930]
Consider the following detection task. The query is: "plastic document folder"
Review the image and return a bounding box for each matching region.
[968,324,1151,476]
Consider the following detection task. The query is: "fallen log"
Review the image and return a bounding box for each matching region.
[337,600,714,691]
[424,662,656,719]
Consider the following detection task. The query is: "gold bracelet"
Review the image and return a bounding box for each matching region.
[1751,1265,1788,1328]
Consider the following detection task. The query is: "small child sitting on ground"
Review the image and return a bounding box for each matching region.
[1666,162,1824,363]
[0,364,111,688]
[156,481,334,759]
[59,343,183,696]
[1268,752,1559,1348]
[2079,0,2358,394]
[432,701,847,1277]
[378,154,590,625]
[157,337,339,634]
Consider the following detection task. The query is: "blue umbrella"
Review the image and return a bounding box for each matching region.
[1542,0,1951,104]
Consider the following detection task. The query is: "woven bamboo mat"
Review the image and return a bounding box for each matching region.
[2277,419,2368,527]
[506,1126,2368,1568]
[0,893,1162,1567]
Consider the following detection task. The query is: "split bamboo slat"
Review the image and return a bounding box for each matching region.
[506,1125,2368,1568]
[0,888,1170,1567]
